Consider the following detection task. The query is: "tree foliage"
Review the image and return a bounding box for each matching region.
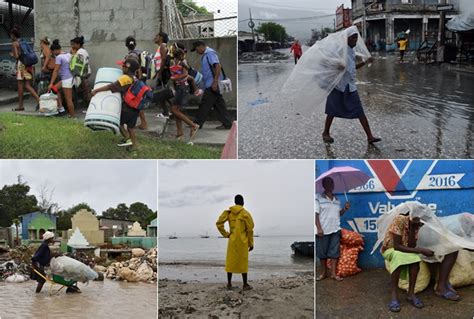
[176,0,209,17]
[256,22,288,43]
[102,202,157,227]
[55,203,96,231]
[0,181,38,227]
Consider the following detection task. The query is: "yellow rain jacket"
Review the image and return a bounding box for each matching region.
[216,205,254,273]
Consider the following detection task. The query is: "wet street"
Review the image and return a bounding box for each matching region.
[238,52,474,159]
[316,267,474,319]
[0,280,157,319]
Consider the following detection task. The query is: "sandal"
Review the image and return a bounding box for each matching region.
[331,275,343,281]
[316,274,327,281]
[190,124,199,139]
[12,108,25,112]
[435,290,461,301]
[388,300,401,313]
[368,137,382,144]
[406,296,424,309]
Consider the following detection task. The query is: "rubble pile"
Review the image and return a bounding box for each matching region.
[239,51,289,63]
[102,248,157,283]
[0,246,34,280]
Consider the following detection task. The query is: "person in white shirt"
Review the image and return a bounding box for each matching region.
[315,177,350,281]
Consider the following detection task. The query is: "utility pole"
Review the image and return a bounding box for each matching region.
[437,0,447,63]
[248,8,256,52]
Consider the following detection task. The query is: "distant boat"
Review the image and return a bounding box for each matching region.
[200,232,210,238]
[291,241,314,257]
[168,233,178,239]
[254,233,260,237]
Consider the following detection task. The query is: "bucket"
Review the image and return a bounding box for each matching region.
[84,67,123,134]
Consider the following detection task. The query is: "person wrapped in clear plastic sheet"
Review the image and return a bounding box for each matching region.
[372,202,474,307]
[283,26,380,144]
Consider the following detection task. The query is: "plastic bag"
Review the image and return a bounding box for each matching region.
[50,256,98,283]
[39,93,58,114]
[282,26,371,116]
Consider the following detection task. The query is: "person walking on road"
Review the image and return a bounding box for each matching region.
[290,40,303,64]
[322,26,381,144]
[191,40,233,130]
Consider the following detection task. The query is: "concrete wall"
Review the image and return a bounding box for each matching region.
[70,209,104,245]
[20,212,56,240]
[34,0,160,83]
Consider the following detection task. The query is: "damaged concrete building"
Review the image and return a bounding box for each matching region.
[351,0,460,51]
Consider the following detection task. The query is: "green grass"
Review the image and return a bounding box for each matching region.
[0,113,221,159]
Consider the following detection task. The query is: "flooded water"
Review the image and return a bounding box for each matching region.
[0,280,157,318]
[238,52,474,159]
[159,236,313,282]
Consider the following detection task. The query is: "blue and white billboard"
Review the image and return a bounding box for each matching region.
[315,160,474,268]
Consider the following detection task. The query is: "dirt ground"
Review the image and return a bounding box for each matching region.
[316,267,474,319]
[159,273,314,318]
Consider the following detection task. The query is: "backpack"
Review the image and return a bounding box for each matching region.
[124,78,153,110]
[19,39,38,66]
[70,51,89,77]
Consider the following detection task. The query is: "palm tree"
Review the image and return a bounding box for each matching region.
[12,218,20,247]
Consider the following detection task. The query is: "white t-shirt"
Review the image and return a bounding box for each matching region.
[315,193,341,235]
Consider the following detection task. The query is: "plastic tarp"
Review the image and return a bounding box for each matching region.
[371,202,474,263]
[50,256,98,283]
[446,1,474,32]
[282,26,371,116]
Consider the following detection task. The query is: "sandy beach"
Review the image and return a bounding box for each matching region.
[158,272,314,318]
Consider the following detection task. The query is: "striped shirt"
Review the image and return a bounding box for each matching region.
[315,193,341,234]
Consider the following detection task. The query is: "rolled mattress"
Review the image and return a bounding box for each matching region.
[84,67,123,134]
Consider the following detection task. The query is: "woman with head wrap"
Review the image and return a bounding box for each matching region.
[322,26,381,144]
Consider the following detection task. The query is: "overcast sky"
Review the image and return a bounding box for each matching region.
[158,160,314,237]
[239,0,352,40]
[0,160,157,214]
[194,0,238,36]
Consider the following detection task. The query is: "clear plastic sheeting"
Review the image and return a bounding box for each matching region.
[50,256,98,283]
[446,0,474,32]
[371,201,474,263]
[282,27,371,116]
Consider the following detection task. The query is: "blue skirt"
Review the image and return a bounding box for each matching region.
[325,86,365,119]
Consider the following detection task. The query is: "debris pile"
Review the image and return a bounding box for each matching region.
[0,246,34,280]
[103,248,157,283]
[239,51,289,63]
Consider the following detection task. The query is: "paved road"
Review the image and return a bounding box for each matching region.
[316,266,474,319]
[238,52,474,159]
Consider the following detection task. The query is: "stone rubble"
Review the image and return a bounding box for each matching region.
[105,248,157,283]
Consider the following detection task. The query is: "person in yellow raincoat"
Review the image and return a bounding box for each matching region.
[216,194,254,290]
